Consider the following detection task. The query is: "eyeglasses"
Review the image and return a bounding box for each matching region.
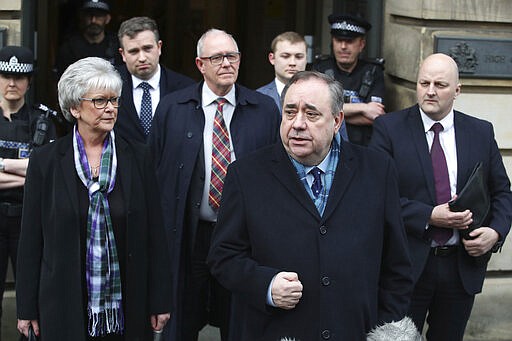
[199,52,241,65]
[80,97,121,109]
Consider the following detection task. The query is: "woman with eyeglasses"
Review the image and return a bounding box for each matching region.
[16,57,171,340]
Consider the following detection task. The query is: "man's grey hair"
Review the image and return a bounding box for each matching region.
[281,71,344,116]
[118,16,160,48]
[58,57,122,123]
[196,28,239,58]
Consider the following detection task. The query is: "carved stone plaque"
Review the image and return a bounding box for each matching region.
[435,36,512,79]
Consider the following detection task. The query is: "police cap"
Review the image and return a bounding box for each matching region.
[0,46,34,75]
[328,14,372,38]
[82,0,110,13]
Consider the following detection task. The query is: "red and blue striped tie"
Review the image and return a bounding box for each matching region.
[209,98,230,211]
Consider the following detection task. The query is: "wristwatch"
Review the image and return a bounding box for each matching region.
[0,158,4,172]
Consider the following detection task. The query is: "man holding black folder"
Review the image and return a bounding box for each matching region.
[370,53,512,340]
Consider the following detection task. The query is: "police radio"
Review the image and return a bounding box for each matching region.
[32,104,57,147]
[358,58,385,100]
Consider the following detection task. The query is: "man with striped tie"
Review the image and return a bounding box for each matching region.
[149,28,280,341]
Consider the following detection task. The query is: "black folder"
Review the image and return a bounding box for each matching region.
[449,162,490,240]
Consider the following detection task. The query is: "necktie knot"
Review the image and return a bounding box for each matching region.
[310,167,323,198]
[430,122,444,135]
[139,82,152,91]
[216,98,227,109]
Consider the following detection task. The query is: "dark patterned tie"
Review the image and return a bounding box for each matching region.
[209,98,230,211]
[430,122,453,244]
[139,82,152,136]
[310,167,323,198]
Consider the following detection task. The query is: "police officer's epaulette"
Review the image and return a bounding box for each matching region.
[362,57,385,69]
[34,103,65,125]
[314,54,332,63]
[312,55,335,75]
[34,103,56,116]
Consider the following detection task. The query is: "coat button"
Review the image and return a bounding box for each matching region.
[179,163,184,169]
[319,225,327,235]
[186,132,193,138]
[195,202,201,208]
[321,276,330,286]
[321,329,331,339]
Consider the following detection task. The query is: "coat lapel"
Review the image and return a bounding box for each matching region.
[270,144,320,219]
[159,67,168,97]
[121,73,145,137]
[59,134,79,214]
[115,137,132,208]
[454,111,472,191]
[321,141,357,222]
[408,106,437,204]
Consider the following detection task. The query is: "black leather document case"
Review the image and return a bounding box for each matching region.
[449,162,490,240]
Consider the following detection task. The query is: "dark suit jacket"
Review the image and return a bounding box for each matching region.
[115,64,195,143]
[149,81,281,340]
[370,104,512,295]
[257,80,281,110]
[16,134,172,341]
[207,142,413,341]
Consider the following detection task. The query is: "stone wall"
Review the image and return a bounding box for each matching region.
[0,0,22,46]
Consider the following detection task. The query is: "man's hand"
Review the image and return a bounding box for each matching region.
[17,319,39,337]
[361,101,386,121]
[271,272,303,310]
[343,102,385,125]
[462,227,500,257]
[151,313,170,331]
[429,203,472,229]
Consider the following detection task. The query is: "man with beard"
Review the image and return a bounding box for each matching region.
[54,0,122,78]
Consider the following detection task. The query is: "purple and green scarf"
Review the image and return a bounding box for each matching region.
[73,126,123,336]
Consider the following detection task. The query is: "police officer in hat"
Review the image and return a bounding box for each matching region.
[0,45,56,328]
[54,0,121,78]
[314,14,386,146]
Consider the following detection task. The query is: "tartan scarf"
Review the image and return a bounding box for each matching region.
[291,133,340,216]
[73,126,124,337]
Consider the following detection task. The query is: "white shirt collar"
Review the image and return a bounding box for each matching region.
[201,83,236,107]
[131,64,161,90]
[420,108,454,133]
[274,78,286,98]
[304,149,331,174]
